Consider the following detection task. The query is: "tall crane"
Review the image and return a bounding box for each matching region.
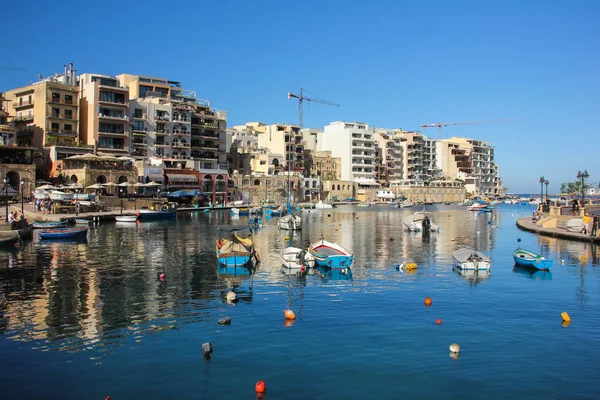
[420,118,522,139]
[287,88,340,128]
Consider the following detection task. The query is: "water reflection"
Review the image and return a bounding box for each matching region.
[453,266,491,285]
[315,266,353,281]
[513,266,553,281]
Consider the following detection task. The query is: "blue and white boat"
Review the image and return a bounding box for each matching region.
[39,227,88,240]
[216,225,260,267]
[137,202,177,221]
[308,238,353,268]
[513,248,552,270]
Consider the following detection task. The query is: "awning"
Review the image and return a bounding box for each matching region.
[147,173,165,183]
[166,173,199,183]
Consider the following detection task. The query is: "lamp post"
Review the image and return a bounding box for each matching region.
[3,176,8,222]
[157,189,161,199]
[544,180,549,201]
[577,170,589,208]
[119,188,123,215]
[538,176,545,203]
[20,179,25,214]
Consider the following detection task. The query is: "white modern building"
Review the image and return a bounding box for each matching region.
[319,121,376,183]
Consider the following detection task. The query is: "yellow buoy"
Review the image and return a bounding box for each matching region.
[405,263,417,270]
[284,236,289,240]
[561,312,570,322]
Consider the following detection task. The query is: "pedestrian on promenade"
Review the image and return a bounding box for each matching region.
[572,199,579,215]
[592,215,599,237]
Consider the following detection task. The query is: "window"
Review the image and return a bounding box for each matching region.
[52,108,60,117]
[133,121,145,131]
[133,109,143,118]
[51,122,59,131]
[52,93,60,102]
[65,94,73,105]
[203,163,212,169]
[64,124,72,133]
[139,85,153,97]
[260,160,266,165]
[65,109,73,119]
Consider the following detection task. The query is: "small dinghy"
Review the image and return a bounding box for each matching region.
[513,248,552,270]
[308,238,353,268]
[280,247,315,269]
[115,215,138,222]
[452,248,491,270]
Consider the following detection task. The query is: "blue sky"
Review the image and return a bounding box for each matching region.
[2,0,598,193]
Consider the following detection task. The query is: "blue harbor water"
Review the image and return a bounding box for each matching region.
[1,204,600,399]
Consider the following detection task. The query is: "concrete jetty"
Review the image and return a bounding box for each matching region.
[516,215,599,244]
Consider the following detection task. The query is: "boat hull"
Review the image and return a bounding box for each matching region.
[278,215,302,230]
[217,253,253,267]
[39,227,87,239]
[137,210,176,220]
[308,239,353,268]
[32,221,68,229]
[115,215,138,222]
[280,247,315,269]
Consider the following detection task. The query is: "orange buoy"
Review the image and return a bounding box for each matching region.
[284,309,296,320]
[436,318,442,325]
[255,380,266,393]
[424,297,432,307]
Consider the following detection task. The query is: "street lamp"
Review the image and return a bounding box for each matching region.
[538,176,545,202]
[577,170,589,208]
[157,189,161,199]
[3,176,8,222]
[544,180,549,201]
[119,188,124,215]
[20,179,25,214]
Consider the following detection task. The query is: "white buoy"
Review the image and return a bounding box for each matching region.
[561,259,565,264]
[226,292,237,303]
[449,343,460,353]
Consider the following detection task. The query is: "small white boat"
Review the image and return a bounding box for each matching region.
[278,214,302,230]
[231,207,240,216]
[115,215,138,222]
[314,200,333,209]
[467,202,489,211]
[75,219,91,225]
[280,246,315,269]
[48,190,74,201]
[357,203,372,207]
[396,200,414,208]
[32,189,50,200]
[566,218,585,233]
[403,211,439,232]
[452,248,491,270]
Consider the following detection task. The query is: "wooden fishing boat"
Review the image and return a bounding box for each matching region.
[308,238,353,268]
[216,225,259,267]
[32,221,68,229]
[280,246,315,269]
[452,248,491,270]
[39,227,88,239]
[513,248,552,270]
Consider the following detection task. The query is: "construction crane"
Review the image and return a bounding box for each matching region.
[420,118,522,139]
[287,88,339,128]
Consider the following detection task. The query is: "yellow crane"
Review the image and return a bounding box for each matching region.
[420,118,522,139]
[287,88,339,128]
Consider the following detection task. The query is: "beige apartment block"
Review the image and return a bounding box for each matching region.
[310,150,340,181]
[5,67,80,152]
[0,92,16,145]
[256,123,304,174]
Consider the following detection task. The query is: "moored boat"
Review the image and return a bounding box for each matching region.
[452,248,491,270]
[278,214,302,230]
[467,201,490,211]
[308,238,353,268]
[32,221,68,229]
[280,246,315,269]
[137,202,177,221]
[314,200,334,209]
[75,219,91,224]
[115,215,138,222]
[216,225,260,267]
[513,248,552,270]
[39,227,88,239]
[403,211,439,232]
[48,190,74,201]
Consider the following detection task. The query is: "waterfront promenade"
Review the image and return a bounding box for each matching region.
[516,215,600,243]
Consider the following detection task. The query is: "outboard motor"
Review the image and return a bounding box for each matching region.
[297,250,307,266]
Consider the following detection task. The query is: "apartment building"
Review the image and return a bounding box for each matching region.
[300,128,322,152]
[5,65,80,153]
[438,137,500,196]
[256,123,304,174]
[0,92,16,145]
[373,128,405,184]
[79,74,130,155]
[319,121,376,182]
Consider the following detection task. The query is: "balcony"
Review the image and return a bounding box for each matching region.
[14,115,33,123]
[155,130,168,136]
[14,101,34,109]
[98,99,128,107]
[132,113,147,120]
[172,142,190,149]
[155,114,170,122]
[132,128,148,136]
[47,130,78,138]
[173,130,191,136]
[154,142,169,147]
[132,138,148,146]
[191,142,219,150]
[99,113,128,122]
[172,117,190,123]
[98,144,128,151]
[48,97,76,106]
[47,113,78,121]
[98,130,126,137]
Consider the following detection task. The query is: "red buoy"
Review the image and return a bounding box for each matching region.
[436,318,442,325]
[255,380,266,393]
[159,273,166,281]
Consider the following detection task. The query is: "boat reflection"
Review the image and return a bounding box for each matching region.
[513,265,553,281]
[217,261,255,303]
[217,261,256,278]
[315,265,353,281]
[453,266,490,285]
